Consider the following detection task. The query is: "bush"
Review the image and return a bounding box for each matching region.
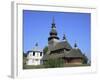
[44,58,64,68]
[43,46,48,55]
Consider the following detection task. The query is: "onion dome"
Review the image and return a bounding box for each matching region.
[62,34,66,40]
[50,17,57,35]
[48,17,59,41]
[32,43,42,52]
[50,28,57,35]
[74,42,78,49]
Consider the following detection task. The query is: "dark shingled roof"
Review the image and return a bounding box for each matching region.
[64,48,83,58]
[50,41,72,51]
[43,48,83,60]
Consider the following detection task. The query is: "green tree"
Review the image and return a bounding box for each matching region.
[82,54,88,64]
[44,58,64,68]
[23,52,27,65]
[43,46,48,55]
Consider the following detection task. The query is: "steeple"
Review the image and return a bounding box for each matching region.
[52,16,55,24]
[51,16,56,28]
[32,42,42,52]
[48,17,59,41]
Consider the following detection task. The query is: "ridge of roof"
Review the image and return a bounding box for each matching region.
[50,40,72,51]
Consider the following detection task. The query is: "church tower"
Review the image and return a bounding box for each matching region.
[48,17,59,50]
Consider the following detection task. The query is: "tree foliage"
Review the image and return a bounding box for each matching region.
[82,54,88,64]
[44,58,64,68]
[43,46,48,55]
[23,52,27,66]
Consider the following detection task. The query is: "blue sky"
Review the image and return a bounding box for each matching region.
[23,10,91,59]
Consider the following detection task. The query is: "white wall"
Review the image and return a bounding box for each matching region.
[0,0,100,80]
[27,51,43,65]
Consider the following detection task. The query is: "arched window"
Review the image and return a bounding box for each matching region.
[40,52,42,56]
[33,52,35,56]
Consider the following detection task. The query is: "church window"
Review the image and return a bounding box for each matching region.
[40,52,42,56]
[33,52,35,56]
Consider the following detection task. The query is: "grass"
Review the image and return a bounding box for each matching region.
[63,63,90,67]
[23,65,45,69]
[23,63,90,69]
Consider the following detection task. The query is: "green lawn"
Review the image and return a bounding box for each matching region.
[23,63,90,69]
[63,63,90,67]
[23,65,45,69]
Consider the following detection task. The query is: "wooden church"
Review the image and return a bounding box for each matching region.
[43,18,85,64]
